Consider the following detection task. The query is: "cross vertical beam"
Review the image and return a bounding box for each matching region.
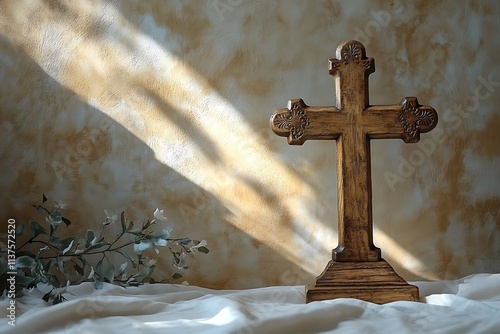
[329,44,379,261]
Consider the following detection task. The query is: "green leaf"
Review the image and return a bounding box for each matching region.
[121,211,126,232]
[116,250,133,262]
[79,256,88,267]
[104,263,114,283]
[154,229,170,239]
[73,263,84,276]
[197,246,209,254]
[42,290,53,302]
[63,241,74,255]
[49,236,60,247]
[152,237,167,247]
[16,274,36,287]
[50,273,61,287]
[36,281,52,293]
[127,220,134,231]
[37,245,49,258]
[94,278,103,290]
[95,258,113,283]
[57,257,64,270]
[16,255,36,268]
[53,295,65,305]
[171,273,182,280]
[88,266,95,279]
[61,217,72,226]
[148,265,156,275]
[15,224,24,237]
[29,220,47,239]
[17,250,34,257]
[44,258,56,272]
[179,237,191,245]
[95,258,104,279]
[84,230,95,248]
[133,240,153,254]
[118,262,128,275]
[42,194,48,204]
[60,237,75,254]
[172,251,187,269]
[49,211,62,228]
[132,265,155,283]
[33,204,50,216]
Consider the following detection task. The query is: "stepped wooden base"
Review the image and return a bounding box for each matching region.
[306,259,419,304]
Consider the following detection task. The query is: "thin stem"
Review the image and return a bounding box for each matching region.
[107,231,125,249]
[37,235,146,260]
[18,235,39,250]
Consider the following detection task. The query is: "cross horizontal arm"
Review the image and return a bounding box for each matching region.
[362,97,438,143]
[270,99,344,145]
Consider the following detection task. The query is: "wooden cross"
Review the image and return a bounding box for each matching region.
[270,40,437,303]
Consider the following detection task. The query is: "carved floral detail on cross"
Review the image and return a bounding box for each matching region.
[342,42,360,64]
[272,101,311,140]
[331,41,373,71]
[398,97,437,142]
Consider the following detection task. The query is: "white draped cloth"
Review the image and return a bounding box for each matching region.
[1,274,499,333]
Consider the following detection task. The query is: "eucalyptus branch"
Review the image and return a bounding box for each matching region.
[3,195,209,305]
[36,239,135,259]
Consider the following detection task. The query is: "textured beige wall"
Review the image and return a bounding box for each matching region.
[0,0,499,288]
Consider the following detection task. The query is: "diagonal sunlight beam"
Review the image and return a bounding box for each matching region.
[3,0,335,278]
[374,227,439,280]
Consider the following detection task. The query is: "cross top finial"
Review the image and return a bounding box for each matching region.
[329,40,374,73]
[328,40,376,110]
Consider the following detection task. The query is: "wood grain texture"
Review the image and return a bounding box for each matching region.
[306,259,419,304]
[270,40,436,303]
